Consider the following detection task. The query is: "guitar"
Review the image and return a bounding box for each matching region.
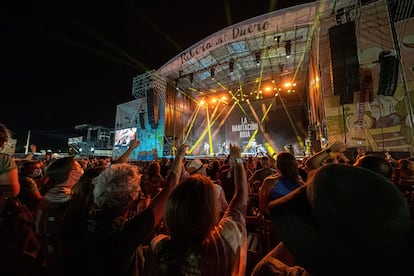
[345,72,375,148]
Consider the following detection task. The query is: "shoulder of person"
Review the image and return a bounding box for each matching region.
[264,173,280,182]
[149,234,172,257]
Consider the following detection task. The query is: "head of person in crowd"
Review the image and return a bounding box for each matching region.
[19,159,44,180]
[247,156,256,171]
[17,160,43,216]
[276,151,300,182]
[42,156,84,196]
[398,157,414,178]
[260,156,271,168]
[353,154,394,178]
[147,160,162,179]
[141,161,165,198]
[164,174,220,245]
[186,158,208,176]
[185,158,228,216]
[262,164,413,275]
[70,165,107,208]
[93,163,142,214]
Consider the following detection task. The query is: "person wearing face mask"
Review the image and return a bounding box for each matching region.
[35,156,84,276]
[17,160,44,217]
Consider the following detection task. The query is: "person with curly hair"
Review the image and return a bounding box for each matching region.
[70,144,187,276]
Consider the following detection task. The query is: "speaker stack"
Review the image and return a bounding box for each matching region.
[328,21,360,105]
[146,88,159,129]
[377,52,399,96]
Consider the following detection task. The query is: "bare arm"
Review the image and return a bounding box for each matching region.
[258,242,303,269]
[24,144,38,160]
[148,144,187,223]
[227,144,248,216]
[258,177,274,216]
[0,167,20,197]
[113,134,140,164]
[305,141,347,170]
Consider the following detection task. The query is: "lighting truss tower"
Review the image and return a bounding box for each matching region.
[131,70,166,129]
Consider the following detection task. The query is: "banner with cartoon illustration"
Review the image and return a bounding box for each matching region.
[317,1,414,153]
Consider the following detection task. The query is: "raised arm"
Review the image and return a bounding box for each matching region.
[113,134,140,164]
[149,143,187,223]
[305,141,347,170]
[227,144,248,216]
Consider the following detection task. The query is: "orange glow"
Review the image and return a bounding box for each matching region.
[263,85,273,92]
[284,82,296,88]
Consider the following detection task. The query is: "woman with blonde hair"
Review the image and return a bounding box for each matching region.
[145,144,248,276]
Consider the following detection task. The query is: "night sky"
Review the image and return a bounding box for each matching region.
[0,0,314,151]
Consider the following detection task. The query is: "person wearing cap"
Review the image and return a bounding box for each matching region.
[252,164,414,276]
[186,158,208,175]
[144,144,248,276]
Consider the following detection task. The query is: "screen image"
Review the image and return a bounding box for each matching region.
[114,127,137,147]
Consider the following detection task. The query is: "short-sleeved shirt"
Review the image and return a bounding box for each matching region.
[0,153,16,174]
[269,178,302,200]
[0,153,18,196]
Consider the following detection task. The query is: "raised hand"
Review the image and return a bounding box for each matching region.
[229,143,242,158]
[176,144,189,158]
[128,133,140,149]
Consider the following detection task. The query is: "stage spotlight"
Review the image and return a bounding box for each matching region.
[210,67,215,80]
[189,73,194,83]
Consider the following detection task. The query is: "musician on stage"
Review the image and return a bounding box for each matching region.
[250,138,257,154]
[203,141,210,156]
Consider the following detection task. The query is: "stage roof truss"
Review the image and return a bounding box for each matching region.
[156,3,316,104]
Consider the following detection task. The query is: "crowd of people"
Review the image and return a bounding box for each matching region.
[1,121,414,275]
